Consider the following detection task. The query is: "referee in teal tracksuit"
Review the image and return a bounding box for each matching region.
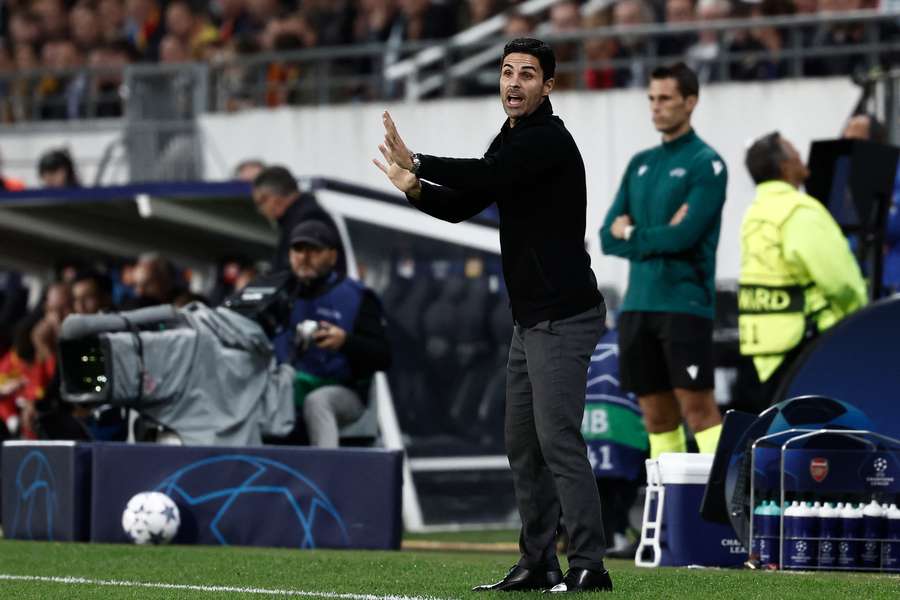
[600,62,727,460]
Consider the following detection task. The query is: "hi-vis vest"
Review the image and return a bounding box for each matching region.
[738,181,830,356]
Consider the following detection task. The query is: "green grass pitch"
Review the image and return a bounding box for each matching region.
[0,534,897,599]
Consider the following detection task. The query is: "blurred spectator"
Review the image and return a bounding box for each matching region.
[87,39,135,117]
[274,220,391,447]
[728,0,791,81]
[465,0,504,27]
[0,148,26,191]
[37,37,86,119]
[124,0,164,60]
[216,0,255,42]
[38,148,80,187]
[0,282,72,440]
[548,0,582,90]
[70,1,103,52]
[8,10,43,49]
[33,0,70,40]
[304,0,355,47]
[503,10,535,37]
[392,0,456,43]
[583,8,618,90]
[842,113,900,294]
[129,252,178,306]
[234,158,265,181]
[659,0,698,57]
[159,33,191,63]
[354,0,397,44]
[98,0,127,43]
[686,0,730,83]
[612,0,654,87]
[165,0,219,59]
[72,269,114,314]
[252,165,345,273]
[246,0,281,33]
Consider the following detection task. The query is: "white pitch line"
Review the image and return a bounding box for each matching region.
[0,574,458,600]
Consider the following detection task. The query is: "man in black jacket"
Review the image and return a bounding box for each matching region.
[252,165,345,274]
[374,38,612,594]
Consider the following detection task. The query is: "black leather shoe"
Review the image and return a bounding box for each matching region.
[544,567,613,593]
[472,565,563,592]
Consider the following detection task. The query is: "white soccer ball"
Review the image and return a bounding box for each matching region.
[121,491,180,545]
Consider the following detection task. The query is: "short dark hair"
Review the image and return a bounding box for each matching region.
[37,148,79,186]
[73,268,113,298]
[745,131,786,184]
[856,112,887,144]
[651,62,700,99]
[501,38,555,81]
[252,165,299,196]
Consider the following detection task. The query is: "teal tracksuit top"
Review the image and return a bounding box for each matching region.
[599,129,728,319]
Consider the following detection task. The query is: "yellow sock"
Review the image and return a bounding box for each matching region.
[694,423,723,455]
[648,425,687,459]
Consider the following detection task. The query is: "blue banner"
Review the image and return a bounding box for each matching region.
[1,441,92,542]
[90,443,403,550]
[584,330,647,480]
[754,446,900,494]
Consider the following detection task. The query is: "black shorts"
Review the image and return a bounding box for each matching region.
[617,311,714,396]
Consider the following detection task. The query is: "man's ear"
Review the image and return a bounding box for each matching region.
[685,94,698,113]
[542,77,555,97]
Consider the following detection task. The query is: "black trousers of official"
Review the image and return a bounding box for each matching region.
[506,304,608,572]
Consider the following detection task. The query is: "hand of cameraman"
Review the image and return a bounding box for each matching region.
[313,321,347,351]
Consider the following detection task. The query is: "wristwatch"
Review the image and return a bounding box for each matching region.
[410,153,421,175]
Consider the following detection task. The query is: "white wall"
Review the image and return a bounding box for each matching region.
[0,123,125,187]
[200,78,859,291]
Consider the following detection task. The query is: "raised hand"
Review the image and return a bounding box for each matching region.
[382,111,414,171]
[373,143,421,198]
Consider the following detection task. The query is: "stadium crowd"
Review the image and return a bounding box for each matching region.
[0,0,896,119]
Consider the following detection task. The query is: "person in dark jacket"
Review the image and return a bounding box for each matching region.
[251,165,345,274]
[374,38,612,594]
[273,220,390,447]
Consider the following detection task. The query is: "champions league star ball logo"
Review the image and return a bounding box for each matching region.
[153,454,349,548]
[867,456,894,487]
[794,541,808,554]
[820,541,833,554]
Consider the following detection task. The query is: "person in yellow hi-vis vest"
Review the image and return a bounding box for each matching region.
[740,132,868,404]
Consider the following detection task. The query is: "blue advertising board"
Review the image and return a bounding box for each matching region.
[753,444,900,494]
[583,330,647,480]
[1,441,92,542]
[90,443,403,550]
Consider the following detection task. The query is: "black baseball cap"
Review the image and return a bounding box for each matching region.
[289,220,339,249]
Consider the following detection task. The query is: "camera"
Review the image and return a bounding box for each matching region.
[294,319,321,352]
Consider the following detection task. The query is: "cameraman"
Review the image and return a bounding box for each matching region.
[274,221,391,447]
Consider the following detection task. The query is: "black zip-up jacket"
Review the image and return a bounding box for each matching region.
[408,98,602,326]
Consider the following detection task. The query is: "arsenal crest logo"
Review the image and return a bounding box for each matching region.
[810,457,829,482]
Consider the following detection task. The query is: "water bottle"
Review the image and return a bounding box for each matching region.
[818,502,840,569]
[758,500,781,567]
[783,501,818,569]
[751,501,767,561]
[882,503,900,572]
[861,500,885,570]
[838,502,863,570]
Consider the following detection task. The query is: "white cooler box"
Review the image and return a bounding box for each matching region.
[636,453,746,567]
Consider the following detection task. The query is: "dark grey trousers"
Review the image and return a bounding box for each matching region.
[506,304,608,572]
